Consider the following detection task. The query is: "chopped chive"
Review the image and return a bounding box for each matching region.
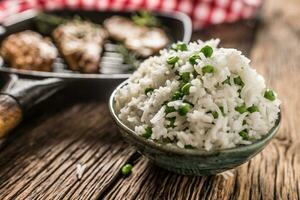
[247,105,259,113]
[142,127,152,139]
[172,43,188,51]
[166,117,176,128]
[172,91,184,100]
[184,144,195,149]
[181,83,191,95]
[239,130,249,140]
[178,103,191,116]
[144,87,154,95]
[222,76,231,85]
[180,72,190,83]
[165,105,176,114]
[167,56,179,65]
[202,65,215,75]
[200,45,213,58]
[189,54,200,65]
[235,104,247,114]
[264,90,276,101]
[234,76,245,87]
[121,164,133,175]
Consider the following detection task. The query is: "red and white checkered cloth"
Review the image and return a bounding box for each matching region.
[0,0,261,29]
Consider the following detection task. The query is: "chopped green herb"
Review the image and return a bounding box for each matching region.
[189,54,200,65]
[35,13,67,35]
[172,91,184,100]
[234,76,245,87]
[235,104,247,114]
[211,111,218,119]
[200,45,213,58]
[167,117,176,128]
[242,120,247,125]
[219,106,224,114]
[181,83,191,95]
[192,70,198,78]
[131,11,159,27]
[247,105,259,113]
[222,77,231,85]
[180,72,190,83]
[184,144,195,149]
[142,127,152,139]
[172,43,188,51]
[121,164,133,175]
[202,65,215,75]
[239,130,249,140]
[165,106,176,114]
[264,90,276,101]
[116,44,140,70]
[178,103,191,116]
[167,56,179,65]
[144,88,154,95]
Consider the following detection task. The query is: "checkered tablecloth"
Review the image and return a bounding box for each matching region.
[0,0,261,29]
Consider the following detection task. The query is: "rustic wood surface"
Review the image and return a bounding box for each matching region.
[0,0,299,199]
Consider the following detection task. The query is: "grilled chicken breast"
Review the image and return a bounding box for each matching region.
[1,30,57,71]
[103,16,169,57]
[53,20,107,73]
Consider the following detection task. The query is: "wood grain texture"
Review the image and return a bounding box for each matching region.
[0,94,22,138]
[0,0,299,199]
[0,101,136,200]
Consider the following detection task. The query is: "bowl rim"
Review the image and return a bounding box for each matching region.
[109,80,281,156]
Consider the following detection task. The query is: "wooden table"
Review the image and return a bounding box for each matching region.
[0,0,299,199]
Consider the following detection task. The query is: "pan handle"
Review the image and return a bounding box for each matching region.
[0,74,65,138]
[0,93,22,138]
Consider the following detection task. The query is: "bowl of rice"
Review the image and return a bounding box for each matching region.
[109,39,281,175]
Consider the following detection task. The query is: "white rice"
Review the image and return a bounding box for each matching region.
[115,39,280,151]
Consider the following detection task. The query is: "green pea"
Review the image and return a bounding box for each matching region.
[200,45,213,58]
[167,56,179,65]
[239,130,249,140]
[202,65,215,75]
[189,54,200,65]
[144,87,154,95]
[121,164,133,175]
[264,90,276,101]
[183,100,194,107]
[166,117,176,128]
[165,105,176,114]
[142,127,152,139]
[172,91,184,100]
[178,103,191,116]
[235,104,247,114]
[222,77,231,85]
[181,83,191,95]
[180,72,190,83]
[234,76,245,87]
[172,43,188,51]
[247,105,259,113]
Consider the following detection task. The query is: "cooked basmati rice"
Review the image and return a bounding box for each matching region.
[115,39,280,151]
